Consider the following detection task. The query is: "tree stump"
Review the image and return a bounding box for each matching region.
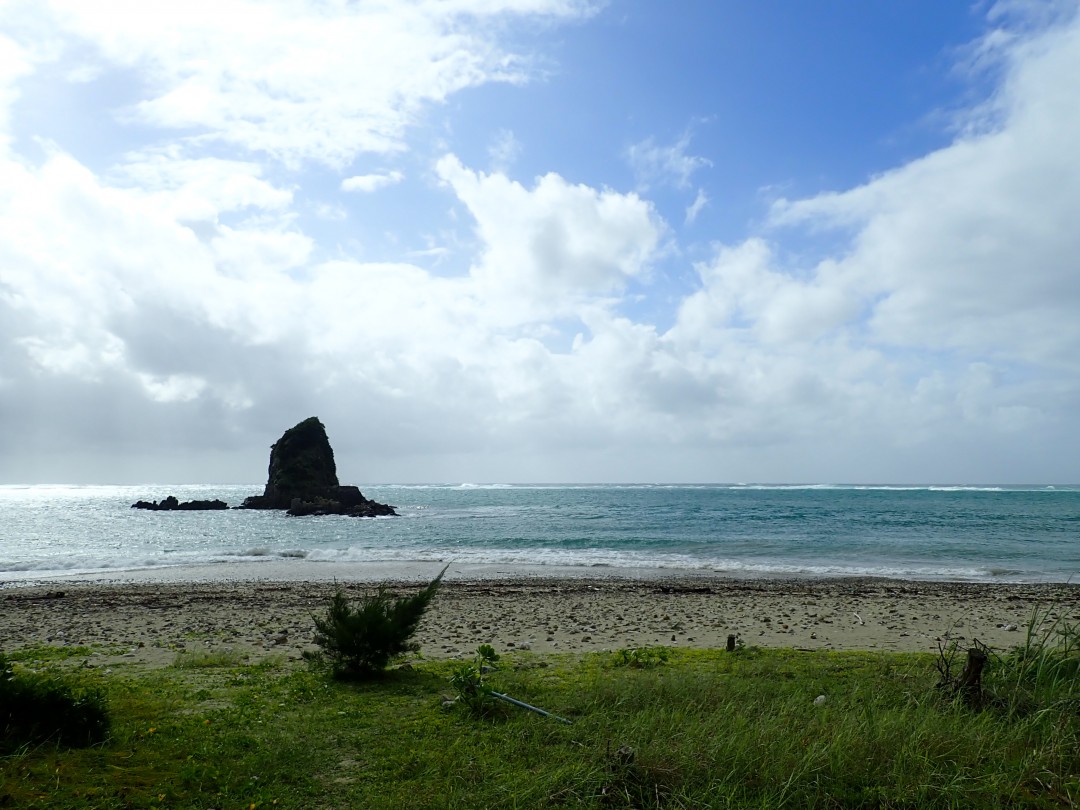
[958,647,988,708]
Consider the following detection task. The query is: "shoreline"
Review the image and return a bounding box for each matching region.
[3,558,1075,588]
[3,565,1078,669]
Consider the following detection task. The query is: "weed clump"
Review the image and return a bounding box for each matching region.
[305,566,447,680]
[935,605,1080,717]
[450,644,501,715]
[989,605,1080,716]
[612,646,671,669]
[0,652,109,752]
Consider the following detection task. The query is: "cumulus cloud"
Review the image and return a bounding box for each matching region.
[436,154,665,321]
[632,3,1080,479]
[769,3,1080,372]
[0,0,1078,484]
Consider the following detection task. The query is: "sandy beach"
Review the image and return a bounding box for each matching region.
[3,564,1078,668]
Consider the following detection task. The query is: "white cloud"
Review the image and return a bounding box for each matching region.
[0,30,35,151]
[1,1,1079,484]
[769,4,1080,372]
[684,188,708,225]
[114,150,293,221]
[312,202,347,221]
[29,0,598,167]
[618,3,1080,479]
[627,131,712,190]
[137,372,208,404]
[0,142,674,475]
[341,171,404,193]
[673,239,862,347]
[18,332,125,381]
[211,226,313,278]
[488,128,522,172]
[437,154,665,321]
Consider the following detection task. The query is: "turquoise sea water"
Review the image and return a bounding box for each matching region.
[0,484,1077,583]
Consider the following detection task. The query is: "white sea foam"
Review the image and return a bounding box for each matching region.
[226,547,309,559]
[0,548,1062,585]
[374,482,1075,493]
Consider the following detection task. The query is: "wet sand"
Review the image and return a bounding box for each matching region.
[3,565,1077,668]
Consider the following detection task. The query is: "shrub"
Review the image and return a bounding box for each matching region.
[0,652,109,753]
[305,566,447,680]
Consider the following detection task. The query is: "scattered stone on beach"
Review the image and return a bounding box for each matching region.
[239,416,396,517]
[3,577,1078,669]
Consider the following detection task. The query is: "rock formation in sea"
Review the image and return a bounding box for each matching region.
[240,416,396,517]
[131,496,229,511]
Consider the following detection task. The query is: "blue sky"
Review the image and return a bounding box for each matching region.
[1,0,1079,484]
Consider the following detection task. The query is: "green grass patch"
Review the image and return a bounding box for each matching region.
[2,645,101,664]
[0,653,110,755]
[2,643,1077,808]
[170,648,249,670]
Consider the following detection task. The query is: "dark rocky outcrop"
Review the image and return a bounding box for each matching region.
[131,496,228,511]
[284,486,395,517]
[240,417,396,517]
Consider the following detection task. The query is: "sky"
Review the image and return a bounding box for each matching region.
[1,0,1079,485]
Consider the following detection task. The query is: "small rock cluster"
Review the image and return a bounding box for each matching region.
[131,496,228,511]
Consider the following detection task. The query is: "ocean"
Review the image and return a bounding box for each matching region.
[1,484,1077,585]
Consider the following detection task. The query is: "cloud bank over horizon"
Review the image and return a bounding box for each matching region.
[1,0,1079,485]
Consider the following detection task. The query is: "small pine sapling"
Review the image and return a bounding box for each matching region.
[306,565,448,679]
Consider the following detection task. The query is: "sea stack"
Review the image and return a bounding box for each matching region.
[240,416,396,517]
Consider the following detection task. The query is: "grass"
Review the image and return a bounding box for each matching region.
[0,652,110,755]
[169,648,249,670]
[1,639,1077,808]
